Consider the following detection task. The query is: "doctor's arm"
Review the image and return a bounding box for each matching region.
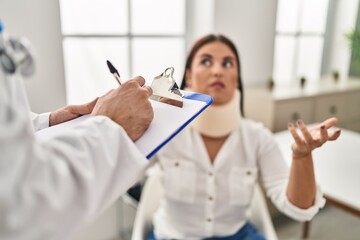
[31,97,98,131]
[286,117,341,209]
[0,77,153,239]
[49,97,98,126]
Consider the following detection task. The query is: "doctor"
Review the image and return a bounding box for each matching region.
[0,20,154,240]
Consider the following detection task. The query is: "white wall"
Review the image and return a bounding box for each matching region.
[0,0,66,113]
[186,0,215,50]
[214,0,278,87]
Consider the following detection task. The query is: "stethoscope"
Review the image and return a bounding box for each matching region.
[0,19,35,77]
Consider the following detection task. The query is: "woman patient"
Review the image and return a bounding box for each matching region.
[148,34,341,240]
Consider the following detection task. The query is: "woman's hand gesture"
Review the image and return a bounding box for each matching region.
[288,117,341,159]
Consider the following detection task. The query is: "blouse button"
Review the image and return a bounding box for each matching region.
[208,196,213,201]
[175,162,179,167]
[208,172,213,177]
[246,171,251,175]
[207,218,212,222]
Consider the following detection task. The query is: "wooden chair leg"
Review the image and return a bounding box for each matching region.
[302,221,311,239]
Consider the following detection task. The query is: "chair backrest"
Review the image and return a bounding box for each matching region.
[248,183,278,240]
[131,170,164,240]
[131,169,278,240]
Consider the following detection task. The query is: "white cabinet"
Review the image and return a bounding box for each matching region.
[274,99,314,132]
[245,79,360,132]
[314,94,348,124]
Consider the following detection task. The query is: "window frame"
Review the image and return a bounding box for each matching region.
[60,0,187,103]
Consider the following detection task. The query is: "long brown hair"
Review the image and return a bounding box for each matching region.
[181,34,244,116]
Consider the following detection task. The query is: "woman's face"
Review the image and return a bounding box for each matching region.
[186,41,239,105]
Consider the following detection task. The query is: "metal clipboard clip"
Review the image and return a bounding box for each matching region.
[150,67,184,108]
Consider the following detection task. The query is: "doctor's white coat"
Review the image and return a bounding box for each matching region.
[0,70,149,239]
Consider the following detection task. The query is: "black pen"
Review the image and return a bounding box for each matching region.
[106,60,122,85]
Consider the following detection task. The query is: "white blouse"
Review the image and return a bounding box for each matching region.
[153,119,325,240]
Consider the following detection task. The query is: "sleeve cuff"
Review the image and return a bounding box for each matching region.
[281,184,326,222]
[31,112,51,131]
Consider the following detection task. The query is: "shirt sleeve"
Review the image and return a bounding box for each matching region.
[0,74,149,240]
[256,126,326,222]
[30,112,50,131]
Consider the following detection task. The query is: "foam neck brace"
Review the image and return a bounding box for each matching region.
[190,89,241,137]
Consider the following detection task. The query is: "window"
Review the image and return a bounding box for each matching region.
[273,0,329,86]
[59,0,186,104]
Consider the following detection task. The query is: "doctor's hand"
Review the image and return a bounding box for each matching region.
[91,76,154,141]
[288,117,341,159]
[49,98,98,126]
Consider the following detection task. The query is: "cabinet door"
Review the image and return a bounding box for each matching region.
[314,93,348,125]
[349,91,360,120]
[274,98,314,132]
[346,91,360,132]
[344,121,360,132]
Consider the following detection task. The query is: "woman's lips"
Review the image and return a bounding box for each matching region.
[210,81,225,89]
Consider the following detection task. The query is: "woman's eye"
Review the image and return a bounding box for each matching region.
[201,59,211,66]
[223,60,234,68]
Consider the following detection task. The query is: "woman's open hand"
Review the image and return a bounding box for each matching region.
[288,117,341,159]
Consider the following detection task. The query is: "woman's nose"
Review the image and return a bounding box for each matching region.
[212,62,223,76]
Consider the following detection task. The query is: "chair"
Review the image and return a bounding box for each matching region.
[131,168,278,240]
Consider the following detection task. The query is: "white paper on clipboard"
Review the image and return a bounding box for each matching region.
[35,92,212,159]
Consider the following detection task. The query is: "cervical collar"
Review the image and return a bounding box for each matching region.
[190,89,241,137]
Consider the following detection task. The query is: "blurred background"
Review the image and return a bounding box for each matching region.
[1,0,360,239]
[1,0,358,111]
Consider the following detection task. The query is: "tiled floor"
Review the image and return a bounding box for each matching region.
[274,204,360,240]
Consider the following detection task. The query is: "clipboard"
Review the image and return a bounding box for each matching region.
[35,91,212,159]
